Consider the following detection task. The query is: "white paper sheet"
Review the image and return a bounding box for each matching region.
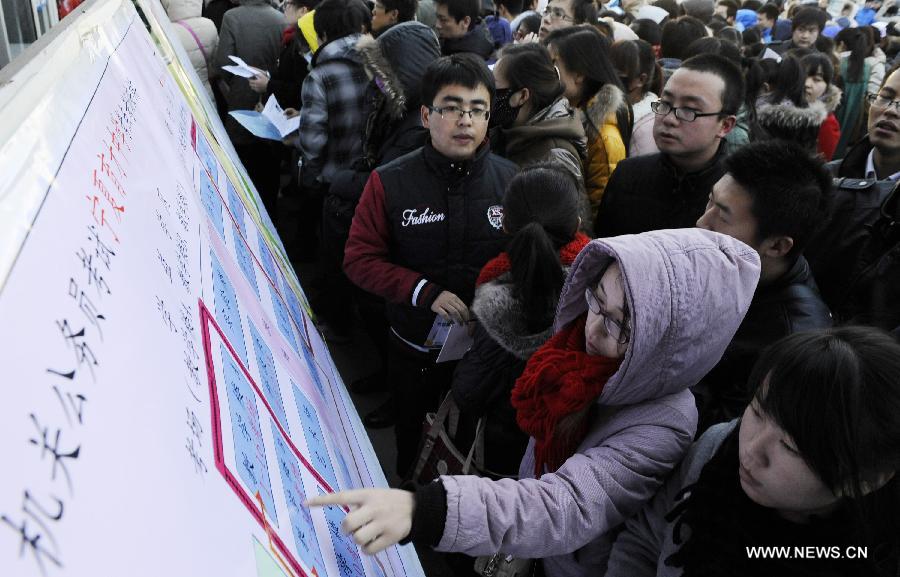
[436,322,474,363]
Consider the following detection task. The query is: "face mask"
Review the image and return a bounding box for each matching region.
[490,88,522,129]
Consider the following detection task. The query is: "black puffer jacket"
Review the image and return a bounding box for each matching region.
[693,256,833,433]
[805,141,900,329]
[343,141,518,348]
[594,146,727,237]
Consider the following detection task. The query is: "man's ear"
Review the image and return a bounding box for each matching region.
[388,8,399,23]
[421,105,432,128]
[297,6,309,17]
[759,235,794,259]
[717,114,737,138]
[461,15,472,30]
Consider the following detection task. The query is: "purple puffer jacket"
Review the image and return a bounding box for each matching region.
[436,229,761,577]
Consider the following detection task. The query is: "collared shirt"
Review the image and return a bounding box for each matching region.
[865,149,900,181]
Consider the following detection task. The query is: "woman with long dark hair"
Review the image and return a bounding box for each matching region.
[489,43,588,177]
[802,52,842,160]
[611,39,663,157]
[607,326,900,577]
[451,163,590,478]
[834,27,885,156]
[545,25,632,213]
[755,54,828,154]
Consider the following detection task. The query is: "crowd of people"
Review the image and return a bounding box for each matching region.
[164,0,900,574]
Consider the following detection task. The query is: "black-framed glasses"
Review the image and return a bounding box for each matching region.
[651,100,727,122]
[867,92,900,112]
[584,288,631,345]
[542,6,574,21]
[427,104,490,122]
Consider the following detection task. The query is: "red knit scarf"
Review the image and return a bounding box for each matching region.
[511,314,622,475]
[476,232,591,287]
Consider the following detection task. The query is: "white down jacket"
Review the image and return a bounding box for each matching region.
[161,0,218,98]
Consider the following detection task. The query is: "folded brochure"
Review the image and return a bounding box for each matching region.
[229,94,300,141]
[222,55,261,78]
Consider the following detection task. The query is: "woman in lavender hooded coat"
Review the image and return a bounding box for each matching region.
[309,228,760,577]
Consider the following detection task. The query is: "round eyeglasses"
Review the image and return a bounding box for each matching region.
[584,288,630,345]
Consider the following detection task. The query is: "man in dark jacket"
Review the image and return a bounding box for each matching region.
[434,0,494,59]
[323,22,442,426]
[771,6,827,54]
[694,141,833,432]
[212,0,284,214]
[595,54,741,236]
[344,54,517,475]
[806,67,900,331]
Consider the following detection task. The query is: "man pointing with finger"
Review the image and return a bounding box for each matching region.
[344,53,517,476]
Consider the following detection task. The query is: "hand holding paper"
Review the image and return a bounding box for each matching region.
[228,94,301,141]
[431,290,470,324]
[306,489,415,555]
[222,55,265,78]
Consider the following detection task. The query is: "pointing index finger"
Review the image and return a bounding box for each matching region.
[305,490,367,508]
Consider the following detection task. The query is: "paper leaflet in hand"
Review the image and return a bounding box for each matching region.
[423,315,474,362]
[222,54,262,78]
[436,321,474,363]
[228,94,301,141]
[424,316,453,349]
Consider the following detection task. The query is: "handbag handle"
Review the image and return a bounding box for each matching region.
[417,392,486,476]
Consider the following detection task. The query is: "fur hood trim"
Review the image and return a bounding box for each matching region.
[356,34,407,121]
[757,100,827,130]
[471,276,560,359]
[581,83,626,140]
[819,84,842,114]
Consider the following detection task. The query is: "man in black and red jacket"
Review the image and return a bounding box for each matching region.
[344,54,517,476]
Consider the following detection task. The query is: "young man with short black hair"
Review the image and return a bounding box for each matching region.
[344,54,517,475]
[434,0,494,59]
[497,0,538,34]
[693,140,833,431]
[595,54,740,236]
[773,6,827,53]
[715,0,739,25]
[756,2,789,43]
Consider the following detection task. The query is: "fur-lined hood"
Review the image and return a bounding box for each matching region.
[471,275,560,359]
[818,84,842,114]
[356,34,407,120]
[580,83,626,140]
[355,22,440,121]
[757,99,827,130]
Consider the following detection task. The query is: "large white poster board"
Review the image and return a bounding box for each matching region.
[0,2,424,577]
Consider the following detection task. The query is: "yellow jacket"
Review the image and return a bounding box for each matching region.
[580,84,627,211]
